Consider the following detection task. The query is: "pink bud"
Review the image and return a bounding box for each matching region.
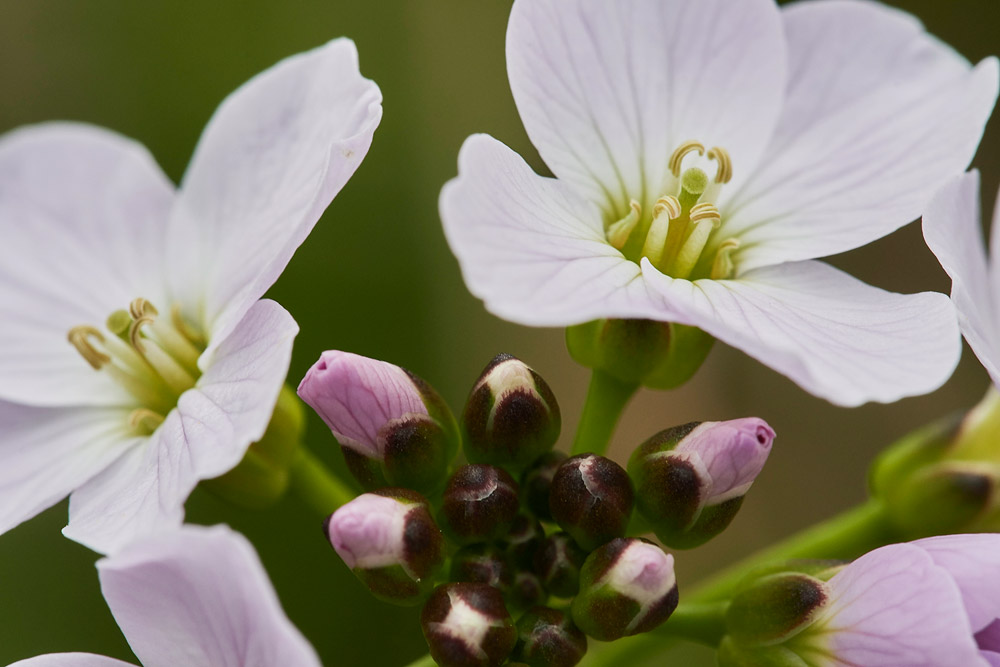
[673,418,774,506]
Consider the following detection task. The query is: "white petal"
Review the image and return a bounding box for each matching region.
[506,0,785,212]
[0,123,175,407]
[0,401,140,540]
[63,300,297,554]
[98,525,320,667]
[441,134,661,326]
[816,543,984,667]
[167,39,381,358]
[721,0,999,270]
[641,260,961,406]
[914,534,1000,633]
[923,171,1000,386]
[8,654,136,667]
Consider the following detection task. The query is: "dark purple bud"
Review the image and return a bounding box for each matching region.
[442,464,520,544]
[521,451,567,521]
[450,545,514,593]
[462,354,561,470]
[509,571,547,613]
[421,583,517,667]
[512,606,588,667]
[549,454,634,551]
[533,532,587,598]
[502,514,546,570]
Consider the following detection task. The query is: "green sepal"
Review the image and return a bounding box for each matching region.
[718,636,809,667]
[725,573,828,647]
[356,563,436,606]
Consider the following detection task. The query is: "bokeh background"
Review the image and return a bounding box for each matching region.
[1,1,997,665]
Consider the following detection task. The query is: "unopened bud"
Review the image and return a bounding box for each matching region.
[298,351,459,493]
[533,533,587,598]
[325,489,443,606]
[571,538,678,641]
[628,418,774,549]
[421,583,517,667]
[509,571,547,612]
[724,573,828,647]
[442,464,520,544]
[502,514,545,570]
[550,454,634,551]
[462,354,561,470]
[450,545,514,593]
[565,318,714,389]
[521,451,567,521]
[512,606,588,667]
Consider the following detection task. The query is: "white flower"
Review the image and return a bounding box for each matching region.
[440,0,998,406]
[9,525,322,667]
[0,39,382,553]
[923,170,1000,388]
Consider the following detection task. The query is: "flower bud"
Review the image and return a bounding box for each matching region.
[724,573,829,646]
[502,514,545,570]
[421,583,517,667]
[533,532,587,598]
[462,354,561,469]
[521,451,567,521]
[512,606,588,667]
[509,571,547,612]
[549,454,634,551]
[298,351,459,494]
[450,545,514,593]
[442,464,520,544]
[566,318,714,389]
[571,538,678,641]
[325,489,444,606]
[628,418,774,549]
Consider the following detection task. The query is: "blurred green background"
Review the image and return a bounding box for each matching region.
[0,1,997,665]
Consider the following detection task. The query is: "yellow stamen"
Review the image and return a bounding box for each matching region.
[710,238,741,280]
[129,298,158,320]
[68,326,111,370]
[642,196,681,265]
[668,141,705,178]
[606,199,642,250]
[171,304,206,348]
[689,202,722,225]
[128,408,166,434]
[707,147,732,184]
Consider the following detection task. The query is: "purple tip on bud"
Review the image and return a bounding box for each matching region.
[549,454,634,551]
[298,351,458,492]
[674,418,774,506]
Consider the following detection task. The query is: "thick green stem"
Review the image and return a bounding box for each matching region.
[571,370,638,456]
[288,447,356,516]
[586,602,727,665]
[402,654,437,667]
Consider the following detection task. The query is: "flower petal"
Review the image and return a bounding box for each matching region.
[167,38,381,359]
[0,401,140,541]
[506,0,786,212]
[914,534,1000,633]
[815,543,984,666]
[0,123,175,407]
[63,300,297,554]
[721,1,999,270]
[441,134,658,326]
[923,171,1000,386]
[641,259,961,406]
[8,655,136,667]
[98,525,320,667]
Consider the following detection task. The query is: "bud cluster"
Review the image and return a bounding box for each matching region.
[302,350,775,666]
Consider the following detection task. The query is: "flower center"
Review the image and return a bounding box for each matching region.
[67,298,206,434]
[606,141,740,280]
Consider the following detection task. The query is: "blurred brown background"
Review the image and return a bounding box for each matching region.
[0,1,997,665]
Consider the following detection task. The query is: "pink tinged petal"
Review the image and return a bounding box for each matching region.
[641,259,961,407]
[326,493,410,569]
[440,134,659,327]
[913,534,1000,633]
[298,351,427,459]
[722,1,999,270]
[98,525,321,667]
[674,418,774,505]
[167,38,382,357]
[977,619,1000,655]
[8,654,137,667]
[0,123,175,407]
[505,0,786,211]
[923,172,1000,387]
[0,401,141,541]
[816,543,985,667]
[63,300,297,554]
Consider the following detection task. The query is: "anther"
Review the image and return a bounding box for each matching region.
[707,147,732,184]
[653,196,682,220]
[689,203,722,226]
[642,196,682,265]
[68,326,111,370]
[668,141,705,178]
[128,408,165,434]
[606,200,642,250]
[129,298,158,320]
[710,238,741,280]
[171,304,205,348]
[129,317,156,354]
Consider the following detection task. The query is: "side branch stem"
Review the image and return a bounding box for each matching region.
[571,370,638,456]
[289,447,356,516]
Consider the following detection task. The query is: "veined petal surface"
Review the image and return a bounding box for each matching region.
[9,655,136,667]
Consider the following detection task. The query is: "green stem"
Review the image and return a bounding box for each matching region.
[402,654,437,667]
[571,370,638,456]
[288,447,356,516]
[689,498,894,603]
[587,602,727,665]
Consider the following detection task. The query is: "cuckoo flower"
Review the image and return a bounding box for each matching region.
[0,39,382,553]
[440,0,999,406]
[9,525,322,667]
[792,534,1000,666]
